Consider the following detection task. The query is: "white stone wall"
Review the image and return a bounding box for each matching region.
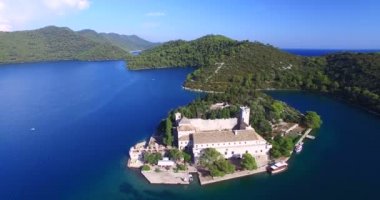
[178,140,191,150]
[192,141,271,160]
[177,130,195,138]
[188,118,238,131]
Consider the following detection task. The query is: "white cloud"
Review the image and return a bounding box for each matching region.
[0,0,91,31]
[146,12,165,17]
[44,0,90,11]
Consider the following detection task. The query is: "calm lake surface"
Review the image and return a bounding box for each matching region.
[1,61,379,200]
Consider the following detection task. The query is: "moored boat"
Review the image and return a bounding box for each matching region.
[294,142,303,153]
[268,162,288,174]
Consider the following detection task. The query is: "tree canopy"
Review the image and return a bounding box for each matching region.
[168,148,183,161]
[143,152,163,165]
[199,148,235,177]
[270,135,297,158]
[163,117,173,146]
[241,153,257,170]
[128,35,380,114]
[0,26,129,64]
[199,148,223,167]
[303,111,323,129]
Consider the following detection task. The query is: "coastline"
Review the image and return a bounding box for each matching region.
[0,59,125,66]
[198,167,267,185]
[182,86,223,94]
[127,126,314,186]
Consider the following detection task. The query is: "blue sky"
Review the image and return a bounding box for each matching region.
[1,0,379,49]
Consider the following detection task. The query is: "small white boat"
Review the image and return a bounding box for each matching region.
[294,142,303,154]
[188,174,193,182]
[268,162,288,174]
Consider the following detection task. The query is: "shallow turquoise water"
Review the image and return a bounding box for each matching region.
[0,61,379,200]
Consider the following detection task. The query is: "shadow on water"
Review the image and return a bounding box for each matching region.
[119,182,144,200]
[119,182,178,200]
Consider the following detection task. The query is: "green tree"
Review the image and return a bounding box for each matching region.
[141,165,151,171]
[241,153,257,170]
[270,147,282,158]
[271,101,285,119]
[208,159,236,177]
[168,148,183,161]
[176,164,187,171]
[163,117,173,146]
[208,165,225,177]
[143,152,163,165]
[303,111,322,129]
[199,148,223,167]
[183,151,192,163]
[214,159,235,174]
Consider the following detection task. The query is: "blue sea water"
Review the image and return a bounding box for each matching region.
[0,61,198,199]
[283,49,380,56]
[1,60,380,200]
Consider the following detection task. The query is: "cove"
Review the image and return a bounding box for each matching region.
[0,61,379,200]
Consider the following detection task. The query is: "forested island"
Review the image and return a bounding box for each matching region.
[128,35,380,114]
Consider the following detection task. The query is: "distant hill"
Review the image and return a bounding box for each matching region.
[0,26,128,64]
[0,26,158,64]
[128,35,380,114]
[100,33,159,51]
[128,35,241,69]
[128,34,310,90]
[77,29,159,52]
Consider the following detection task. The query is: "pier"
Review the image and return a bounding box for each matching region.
[296,128,313,146]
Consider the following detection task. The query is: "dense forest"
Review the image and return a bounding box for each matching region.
[128,35,380,114]
[77,29,160,52]
[128,35,240,69]
[0,26,157,64]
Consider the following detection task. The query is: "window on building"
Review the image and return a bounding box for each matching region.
[246,150,248,153]
[260,150,263,152]
[232,151,234,155]
[225,152,227,155]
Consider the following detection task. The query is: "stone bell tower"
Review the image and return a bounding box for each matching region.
[240,106,250,126]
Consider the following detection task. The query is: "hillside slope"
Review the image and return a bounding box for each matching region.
[100,33,159,51]
[128,35,380,113]
[77,29,158,51]
[128,35,316,91]
[0,26,128,64]
[323,53,380,112]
